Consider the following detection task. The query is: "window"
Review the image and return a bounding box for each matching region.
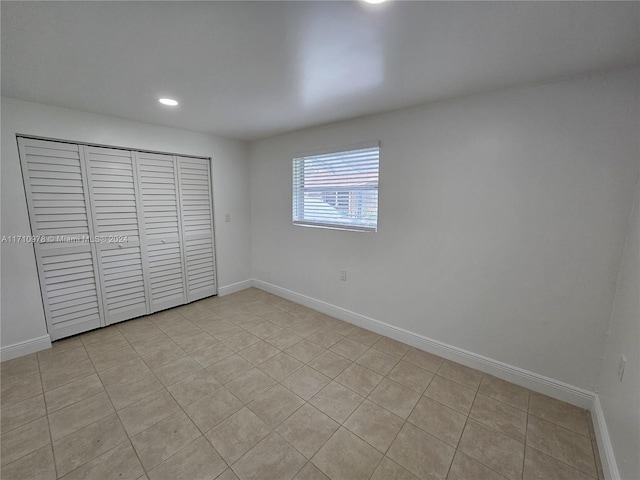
[292,143,379,232]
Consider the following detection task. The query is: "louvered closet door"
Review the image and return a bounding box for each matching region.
[136,152,187,312]
[177,156,217,301]
[84,146,150,324]
[18,138,104,340]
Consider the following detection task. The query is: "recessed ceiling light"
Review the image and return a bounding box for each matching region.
[159,98,178,106]
[362,0,387,4]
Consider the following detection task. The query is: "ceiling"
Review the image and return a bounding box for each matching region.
[2,1,638,141]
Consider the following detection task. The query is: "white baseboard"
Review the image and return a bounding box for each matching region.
[0,335,51,362]
[254,279,595,409]
[217,279,255,297]
[591,395,620,480]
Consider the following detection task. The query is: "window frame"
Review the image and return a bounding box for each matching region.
[291,142,380,233]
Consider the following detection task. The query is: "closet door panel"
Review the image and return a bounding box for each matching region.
[136,152,186,311]
[18,138,103,339]
[85,146,150,324]
[178,157,216,301]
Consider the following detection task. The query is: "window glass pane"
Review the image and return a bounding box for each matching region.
[292,145,379,232]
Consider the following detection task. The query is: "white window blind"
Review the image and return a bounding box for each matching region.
[292,144,379,232]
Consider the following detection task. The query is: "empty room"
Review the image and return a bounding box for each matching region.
[1,2,638,480]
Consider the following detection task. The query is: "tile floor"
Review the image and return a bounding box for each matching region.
[1,288,605,480]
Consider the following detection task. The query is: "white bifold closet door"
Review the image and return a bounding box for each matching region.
[136,152,187,311]
[177,157,217,301]
[84,146,150,325]
[18,138,104,340]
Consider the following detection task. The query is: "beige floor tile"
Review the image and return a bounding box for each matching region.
[306,329,344,349]
[88,344,140,372]
[387,422,455,480]
[335,363,383,397]
[147,436,227,480]
[80,325,123,346]
[368,378,420,419]
[205,407,270,464]
[258,352,304,381]
[226,368,277,404]
[2,353,39,377]
[265,330,303,350]
[526,415,596,477]
[523,446,594,480]
[373,337,411,358]
[285,340,325,364]
[190,342,235,368]
[44,373,104,413]
[344,399,404,452]
[447,451,509,480]
[323,318,356,336]
[528,391,590,437]
[222,331,262,352]
[1,394,46,434]
[98,357,151,388]
[276,404,340,459]
[289,319,323,338]
[248,384,304,429]
[293,462,330,480]
[218,468,241,480]
[370,456,418,480]
[244,321,283,339]
[1,372,43,407]
[0,417,50,467]
[152,356,204,386]
[387,361,434,393]
[167,370,223,407]
[347,327,382,347]
[117,389,180,436]
[282,366,331,400]
[308,351,351,379]
[407,396,467,447]
[202,320,244,339]
[0,444,56,480]
[208,354,255,384]
[311,427,382,480]
[355,349,399,375]
[41,359,96,391]
[141,343,186,370]
[437,360,483,390]
[60,441,144,480]
[85,334,131,355]
[478,375,530,411]
[238,340,280,366]
[52,414,128,477]
[184,386,243,432]
[106,371,164,410]
[232,432,307,480]
[130,411,200,471]
[424,375,477,414]
[458,420,524,480]
[38,345,89,372]
[470,394,527,443]
[402,348,444,373]
[329,338,369,361]
[49,391,114,440]
[309,381,364,423]
[125,330,170,352]
[171,331,218,353]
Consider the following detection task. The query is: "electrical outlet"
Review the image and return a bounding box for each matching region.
[618,355,626,382]
[225,213,231,222]
[340,270,347,281]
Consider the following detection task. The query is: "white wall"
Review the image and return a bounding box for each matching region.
[596,179,639,480]
[1,97,252,349]
[250,68,639,391]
